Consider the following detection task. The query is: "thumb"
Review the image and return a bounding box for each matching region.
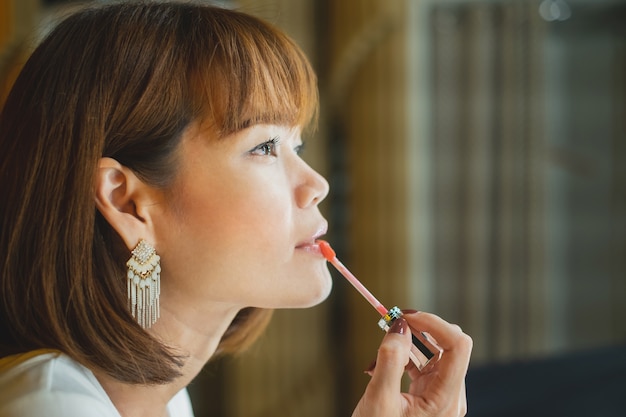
[367,318,412,400]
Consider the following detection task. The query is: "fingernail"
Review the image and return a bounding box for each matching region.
[363,359,376,374]
[389,318,408,334]
[401,309,419,314]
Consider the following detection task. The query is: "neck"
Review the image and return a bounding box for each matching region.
[94,304,241,417]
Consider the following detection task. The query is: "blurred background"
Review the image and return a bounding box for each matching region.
[2,0,625,416]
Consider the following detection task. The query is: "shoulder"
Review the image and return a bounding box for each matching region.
[0,350,120,417]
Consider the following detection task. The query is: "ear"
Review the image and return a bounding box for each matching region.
[94,157,158,250]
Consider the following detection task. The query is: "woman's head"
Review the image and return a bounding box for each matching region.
[0,1,322,384]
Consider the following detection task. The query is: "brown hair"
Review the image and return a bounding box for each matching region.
[0,1,318,384]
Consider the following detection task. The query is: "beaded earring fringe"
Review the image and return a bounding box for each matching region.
[126,239,161,328]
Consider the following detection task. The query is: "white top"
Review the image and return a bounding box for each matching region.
[0,350,194,417]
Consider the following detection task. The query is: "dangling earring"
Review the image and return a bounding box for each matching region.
[126,239,161,328]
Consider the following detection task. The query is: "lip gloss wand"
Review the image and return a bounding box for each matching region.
[317,240,442,372]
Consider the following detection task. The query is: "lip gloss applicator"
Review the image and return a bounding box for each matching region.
[317,240,442,372]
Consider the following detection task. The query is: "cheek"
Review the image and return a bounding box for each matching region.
[172,179,292,266]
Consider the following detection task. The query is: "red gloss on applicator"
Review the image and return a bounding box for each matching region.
[317,239,442,372]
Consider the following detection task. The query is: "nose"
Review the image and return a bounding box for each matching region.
[295,161,330,208]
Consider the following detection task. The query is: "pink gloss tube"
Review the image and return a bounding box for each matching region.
[317,240,442,372]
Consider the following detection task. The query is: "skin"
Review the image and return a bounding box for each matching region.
[353,312,473,417]
[95,123,331,417]
[155,124,332,311]
[94,123,472,417]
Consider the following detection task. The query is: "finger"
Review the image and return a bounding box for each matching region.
[364,357,415,377]
[403,312,466,349]
[404,311,472,357]
[459,378,467,416]
[366,318,412,400]
[404,311,473,382]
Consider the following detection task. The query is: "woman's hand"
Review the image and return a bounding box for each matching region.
[352,311,472,417]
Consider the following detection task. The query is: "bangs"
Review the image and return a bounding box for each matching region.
[189,9,319,137]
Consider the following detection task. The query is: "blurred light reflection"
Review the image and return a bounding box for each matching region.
[539,0,572,22]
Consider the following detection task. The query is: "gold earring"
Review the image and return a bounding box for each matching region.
[126,239,161,328]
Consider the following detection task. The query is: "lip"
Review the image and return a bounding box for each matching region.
[295,222,328,255]
[296,243,323,256]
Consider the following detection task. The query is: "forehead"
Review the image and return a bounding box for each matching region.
[187,15,318,138]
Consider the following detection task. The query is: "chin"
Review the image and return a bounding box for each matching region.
[257,264,333,309]
[295,271,334,308]
[271,269,333,309]
[301,284,333,308]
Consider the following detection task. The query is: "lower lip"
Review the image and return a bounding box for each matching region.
[296,243,323,256]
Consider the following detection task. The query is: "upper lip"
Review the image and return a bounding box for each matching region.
[296,221,328,248]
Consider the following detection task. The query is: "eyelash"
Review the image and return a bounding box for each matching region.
[251,137,280,156]
[250,137,306,157]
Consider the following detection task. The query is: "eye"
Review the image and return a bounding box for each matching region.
[250,137,279,156]
[294,142,306,156]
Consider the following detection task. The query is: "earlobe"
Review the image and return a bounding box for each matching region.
[94,157,154,250]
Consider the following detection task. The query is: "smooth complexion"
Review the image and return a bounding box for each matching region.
[95,123,331,417]
[156,123,331,311]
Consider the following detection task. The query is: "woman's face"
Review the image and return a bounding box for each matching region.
[154,124,331,313]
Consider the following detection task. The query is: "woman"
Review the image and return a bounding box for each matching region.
[0,2,472,416]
